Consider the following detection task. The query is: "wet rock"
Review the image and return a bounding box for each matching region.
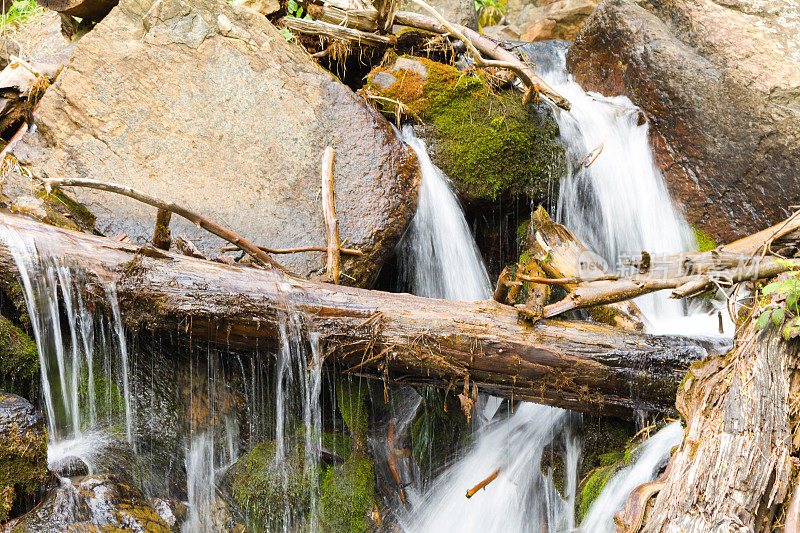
[568,0,800,243]
[0,392,48,523]
[507,0,597,41]
[366,55,566,206]
[6,473,171,532]
[15,0,419,287]
[318,453,376,532]
[152,497,188,532]
[48,456,89,479]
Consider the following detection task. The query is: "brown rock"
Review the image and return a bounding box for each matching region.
[568,0,800,243]
[15,0,419,287]
[399,0,479,30]
[508,0,597,41]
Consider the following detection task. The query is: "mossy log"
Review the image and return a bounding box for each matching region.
[617,315,800,532]
[0,213,712,418]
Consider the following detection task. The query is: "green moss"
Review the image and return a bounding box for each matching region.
[367,56,566,203]
[78,364,126,432]
[517,218,531,247]
[225,440,313,531]
[336,377,369,451]
[0,315,38,398]
[693,226,717,252]
[36,188,96,232]
[318,454,376,533]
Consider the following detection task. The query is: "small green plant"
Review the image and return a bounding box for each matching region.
[756,261,800,339]
[474,0,505,27]
[0,0,42,30]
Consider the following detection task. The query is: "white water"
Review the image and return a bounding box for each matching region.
[399,126,492,301]
[538,47,728,336]
[581,422,683,531]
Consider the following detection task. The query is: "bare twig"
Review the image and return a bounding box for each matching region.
[321,146,341,284]
[39,178,286,270]
[220,244,363,255]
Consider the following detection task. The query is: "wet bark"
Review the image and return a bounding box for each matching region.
[0,213,713,419]
[617,316,800,531]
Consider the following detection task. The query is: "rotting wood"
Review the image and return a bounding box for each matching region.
[392,10,570,110]
[280,16,396,47]
[38,177,286,270]
[0,213,716,419]
[321,146,341,284]
[466,468,500,498]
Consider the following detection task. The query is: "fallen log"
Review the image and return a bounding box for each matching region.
[307,4,379,32]
[0,213,714,419]
[34,0,117,21]
[280,16,396,47]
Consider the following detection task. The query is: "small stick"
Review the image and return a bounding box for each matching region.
[39,178,285,270]
[219,244,363,255]
[516,273,619,284]
[321,146,341,284]
[466,468,500,498]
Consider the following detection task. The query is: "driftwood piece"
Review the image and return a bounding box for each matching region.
[220,244,363,255]
[321,146,341,284]
[526,207,647,331]
[392,10,570,110]
[465,468,500,498]
[39,178,285,270]
[280,17,396,46]
[0,213,714,419]
[619,315,799,532]
[307,4,379,32]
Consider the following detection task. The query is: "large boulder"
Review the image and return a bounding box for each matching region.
[398,0,479,30]
[13,0,419,287]
[567,0,800,243]
[0,392,48,524]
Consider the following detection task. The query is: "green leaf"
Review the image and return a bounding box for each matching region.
[762,281,783,295]
[772,308,786,326]
[756,310,772,330]
[784,317,800,339]
[279,28,293,40]
[286,0,299,13]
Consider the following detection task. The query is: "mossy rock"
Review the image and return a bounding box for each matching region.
[222,440,313,531]
[0,315,38,398]
[318,453,376,533]
[693,226,717,252]
[366,55,566,203]
[0,392,48,523]
[336,377,369,452]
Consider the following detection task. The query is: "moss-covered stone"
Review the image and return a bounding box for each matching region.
[0,316,38,398]
[366,55,566,203]
[222,440,313,531]
[693,226,717,252]
[318,453,376,533]
[336,377,369,452]
[0,392,48,523]
[35,188,96,232]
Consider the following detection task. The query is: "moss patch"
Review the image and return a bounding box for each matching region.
[36,188,96,232]
[411,387,469,476]
[336,377,369,452]
[693,226,717,252]
[318,454,375,533]
[223,440,313,531]
[367,56,566,203]
[0,315,38,398]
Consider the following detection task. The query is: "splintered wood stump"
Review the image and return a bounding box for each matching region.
[0,213,715,418]
[618,314,800,531]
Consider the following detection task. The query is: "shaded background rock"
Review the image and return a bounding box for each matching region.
[14,0,420,287]
[568,0,800,243]
[398,0,479,30]
[507,0,597,41]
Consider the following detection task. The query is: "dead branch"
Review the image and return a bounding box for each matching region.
[152,208,172,251]
[39,178,286,271]
[321,146,341,284]
[220,244,363,255]
[280,16,396,47]
[392,10,570,110]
